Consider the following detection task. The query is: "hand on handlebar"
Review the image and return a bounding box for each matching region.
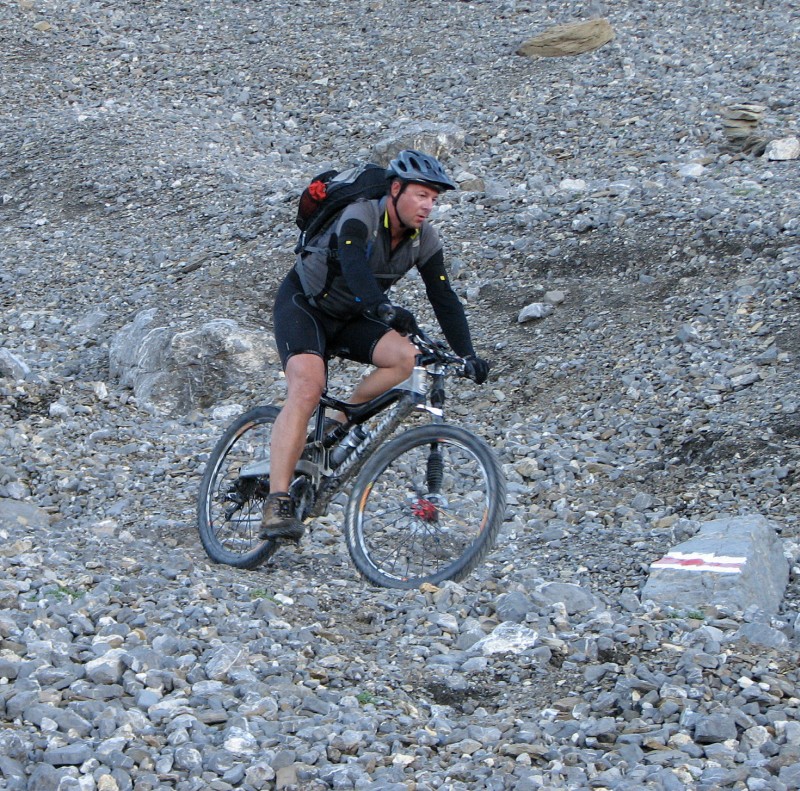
[375,302,419,336]
[463,354,490,385]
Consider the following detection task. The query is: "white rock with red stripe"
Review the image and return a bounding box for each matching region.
[641,515,789,616]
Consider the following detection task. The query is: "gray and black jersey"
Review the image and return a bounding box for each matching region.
[294,196,474,357]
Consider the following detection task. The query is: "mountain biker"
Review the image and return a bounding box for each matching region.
[262,149,490,542]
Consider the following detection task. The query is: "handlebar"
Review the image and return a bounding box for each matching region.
[376,305,483,384]
[408,327,477,380]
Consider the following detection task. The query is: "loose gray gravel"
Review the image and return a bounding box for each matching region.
[2,0,800,789]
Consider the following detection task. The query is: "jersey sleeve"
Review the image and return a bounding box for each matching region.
[334,203,386,311]
[419,249,476,358]
[417,222,444,263]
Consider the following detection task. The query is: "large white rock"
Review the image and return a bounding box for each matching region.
[110,309,279,414]
[642,515,789,615]
[763,136,800,161]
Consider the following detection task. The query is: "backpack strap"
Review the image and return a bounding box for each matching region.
[294,253,318,307]
[295,200,382,308]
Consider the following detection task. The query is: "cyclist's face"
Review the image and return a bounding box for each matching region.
[393,182,439,229]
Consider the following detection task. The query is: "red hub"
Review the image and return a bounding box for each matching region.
[412,498,438,522]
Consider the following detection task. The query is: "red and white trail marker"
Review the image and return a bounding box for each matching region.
[651,552,747,574]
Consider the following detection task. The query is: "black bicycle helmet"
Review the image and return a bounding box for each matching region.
[386,149,456,192]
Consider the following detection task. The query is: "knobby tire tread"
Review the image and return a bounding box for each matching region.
[344,424,505,589]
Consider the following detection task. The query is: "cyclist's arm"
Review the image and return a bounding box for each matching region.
[419,250,476,358]
[336,217,386,311]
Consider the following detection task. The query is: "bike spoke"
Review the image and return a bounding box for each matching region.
[197,408,283,569]
[348,430,500,586]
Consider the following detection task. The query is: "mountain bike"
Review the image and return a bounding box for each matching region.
[197,328,506,589]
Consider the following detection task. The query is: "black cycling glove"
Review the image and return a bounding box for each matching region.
[375,303,419,336]
[464,355,490,385]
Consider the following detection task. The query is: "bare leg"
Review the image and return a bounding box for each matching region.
[269,353,326,494]
[347,330,417,405]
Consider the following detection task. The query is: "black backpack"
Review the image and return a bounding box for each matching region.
[294,163,388,254]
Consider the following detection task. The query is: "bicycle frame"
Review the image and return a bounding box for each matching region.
[306,364,431,480]
[305,334,457,486]
[239,331,461,498]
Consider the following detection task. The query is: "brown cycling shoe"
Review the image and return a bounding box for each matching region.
[259,493,304,542]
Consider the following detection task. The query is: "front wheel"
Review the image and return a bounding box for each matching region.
[345,424,506,589]
[197,405,283,569]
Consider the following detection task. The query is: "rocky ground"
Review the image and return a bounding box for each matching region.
[2,0,800,789]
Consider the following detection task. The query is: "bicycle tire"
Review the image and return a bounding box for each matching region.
[345,424,506,589]
[197,405,283,569]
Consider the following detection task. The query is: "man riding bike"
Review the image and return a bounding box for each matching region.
[262,150,490,541]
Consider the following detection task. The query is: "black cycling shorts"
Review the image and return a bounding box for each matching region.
[272,269,391,369]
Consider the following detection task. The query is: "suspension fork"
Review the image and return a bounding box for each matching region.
[422,371,447,494]
[427,370,446,421]
[426,444,444,494]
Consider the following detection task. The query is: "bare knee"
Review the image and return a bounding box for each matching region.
[284,354,326,412]
[373,331,418,375]
[396,344,417,378]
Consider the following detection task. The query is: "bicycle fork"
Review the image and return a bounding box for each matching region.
[409,368,449,522]
[411,443,445,523]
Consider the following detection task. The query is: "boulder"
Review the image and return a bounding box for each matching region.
[720,103,764,143]
[763,136,800,161]
[517,18,614,58]
[0,349,31,381]
[110,309,279,414]
[372,123,465,163]
[473,622,539,656]
[642,515,789,616]
[0,498,51,531]
[518,302,555,323]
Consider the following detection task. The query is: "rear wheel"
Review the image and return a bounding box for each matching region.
[197,406,283,569]
[345,424,505,589]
